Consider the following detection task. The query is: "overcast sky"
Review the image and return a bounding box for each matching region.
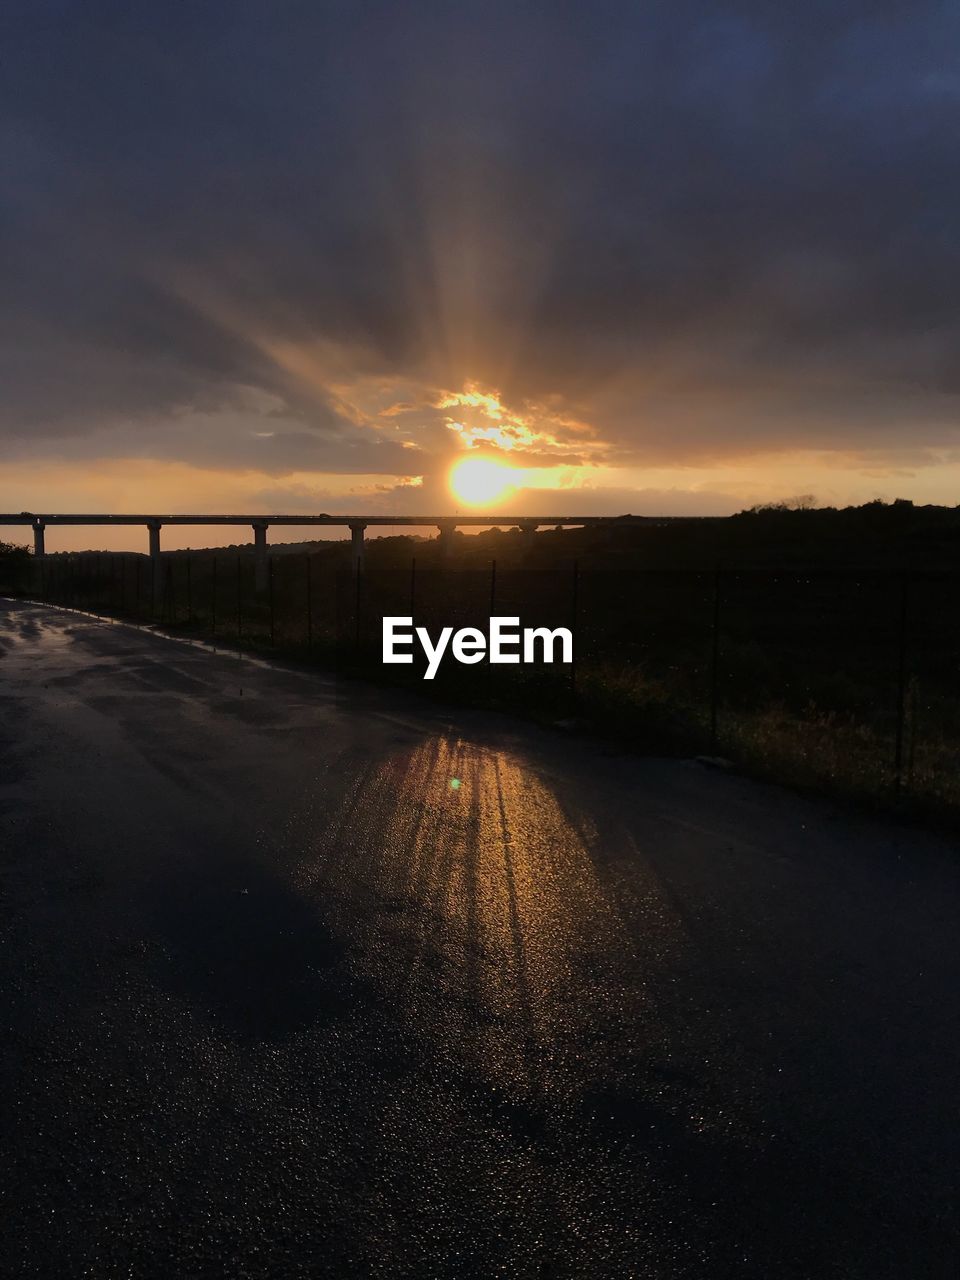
[2,1,959,547]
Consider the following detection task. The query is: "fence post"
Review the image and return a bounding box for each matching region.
[211,556,217,638]
[305,553,313,648]
[894,570,910,789]
[237,554,243,649]
[907,677,918,789]
[354,556,362,651]
[186,554,193,624]
[709,563,723,749]
[269,554,276,646]
[570,559,579,696]
[135,557,142,620]
[164,561,174,625]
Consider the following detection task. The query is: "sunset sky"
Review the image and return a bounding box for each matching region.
[2,2,959,550]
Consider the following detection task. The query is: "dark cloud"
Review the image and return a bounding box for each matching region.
[1,0,958,477]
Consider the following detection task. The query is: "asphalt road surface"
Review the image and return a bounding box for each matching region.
[0,598,958,1278]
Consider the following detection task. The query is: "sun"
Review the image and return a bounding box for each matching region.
[449,456,517,507]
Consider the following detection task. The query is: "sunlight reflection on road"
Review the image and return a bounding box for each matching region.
[292,735,639,1105]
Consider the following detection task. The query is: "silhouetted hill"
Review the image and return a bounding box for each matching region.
[359,500,960,571]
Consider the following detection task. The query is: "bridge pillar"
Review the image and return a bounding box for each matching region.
[253,522,269,592]
[518,521,539,552]
[436,520,457,558]
[32,521,45,557]
[350,522,366,573]
[147,521,162,612]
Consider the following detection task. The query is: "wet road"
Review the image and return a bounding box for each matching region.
[0,598,958,1278]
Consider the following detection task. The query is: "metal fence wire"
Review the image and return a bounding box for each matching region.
[11,552,960,807]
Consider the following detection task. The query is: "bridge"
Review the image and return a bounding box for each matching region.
[0,511,718,598]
